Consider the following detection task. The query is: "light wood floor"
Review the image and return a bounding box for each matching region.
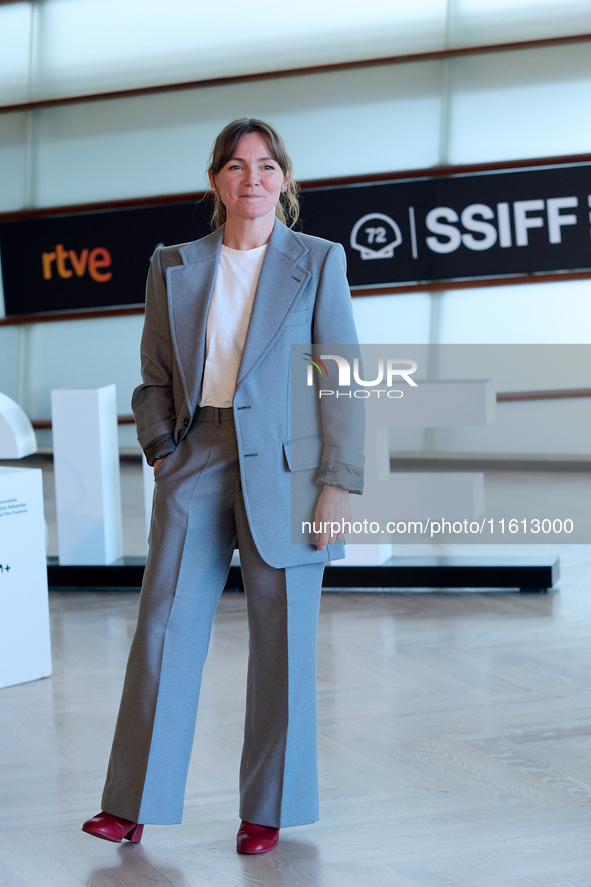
[1,545,591,886]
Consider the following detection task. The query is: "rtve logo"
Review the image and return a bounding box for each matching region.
[42,244,112,282]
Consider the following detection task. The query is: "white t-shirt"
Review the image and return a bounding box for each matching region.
[199,243,267,408]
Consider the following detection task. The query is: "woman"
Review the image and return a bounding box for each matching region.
[82,118,364,854]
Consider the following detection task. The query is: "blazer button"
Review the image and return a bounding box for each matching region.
[183,418,189,427]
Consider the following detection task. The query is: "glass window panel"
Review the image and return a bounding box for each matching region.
[0,2,32,105]
[354,293,434,454]
[352,292,433,344]
[0,112,28,212]
[435,279,591,344]
[446,44,591,165]
[0,256,4,318]
[450,0,591,46]
[31,0,447,100]
[23,315,143,420]
[434,397,589,456]
[430,343,590,455]
[0,328,18,400]
[31,62,442,206]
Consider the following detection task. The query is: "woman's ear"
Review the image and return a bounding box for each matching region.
[208,169,217,192]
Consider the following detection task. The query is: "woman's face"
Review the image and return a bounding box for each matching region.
[209,132,288,224]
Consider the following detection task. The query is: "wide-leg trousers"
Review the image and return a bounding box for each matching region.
[101,407,325,827]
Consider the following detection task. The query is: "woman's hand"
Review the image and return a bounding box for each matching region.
[153,458,164,471]
[314,484,351,550]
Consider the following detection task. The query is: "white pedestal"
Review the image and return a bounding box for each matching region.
[0,391,37,459]
[337,544,394,566]
[365,472,485,521]
[358,382,491,517]
[365,379,496,428]
[344,380,492,552]
[0,467,51,689]
[142,453,155,544]
[51,385,123,566]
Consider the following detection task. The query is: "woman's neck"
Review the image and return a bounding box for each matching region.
[222,214,275,251]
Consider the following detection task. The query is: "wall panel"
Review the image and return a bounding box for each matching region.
[352,293,433,344]
[0,113,28,212]
[30,61,443,207]
[434,398,591,456]
[0,327,19,402]
[4,0,591,105]
[28,0,447,99]
[447,43,591,164]
[15,314,143,428]
[435,279,591,344]
[0,2,31,105]
[450,0,591,46]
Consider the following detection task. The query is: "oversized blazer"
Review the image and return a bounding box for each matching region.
[132,218,365,569]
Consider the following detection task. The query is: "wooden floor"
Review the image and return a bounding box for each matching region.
[1,546,591,886]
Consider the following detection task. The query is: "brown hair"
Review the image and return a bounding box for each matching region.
[208,117,300,229]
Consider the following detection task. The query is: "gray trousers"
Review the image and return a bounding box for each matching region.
[102,407,324,827]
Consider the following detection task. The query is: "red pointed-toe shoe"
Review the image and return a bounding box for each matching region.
[236,820,279,854]
[82,812,144,843]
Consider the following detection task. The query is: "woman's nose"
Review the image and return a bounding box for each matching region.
[243,165,260,186]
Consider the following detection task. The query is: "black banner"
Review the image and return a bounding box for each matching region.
[1,160,591,317]
[0,202,212,316]
[302,162,591,291]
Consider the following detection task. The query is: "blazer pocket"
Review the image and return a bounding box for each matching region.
[282,434,323,471]
[285,307,309,327]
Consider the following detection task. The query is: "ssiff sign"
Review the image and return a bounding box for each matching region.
[300,161,591,289]
[1,160,591,316]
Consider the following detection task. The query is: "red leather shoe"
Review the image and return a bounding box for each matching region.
[236,820,279,854]
[82,812,144,843]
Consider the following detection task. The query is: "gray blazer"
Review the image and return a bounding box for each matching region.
[132,219,364,568]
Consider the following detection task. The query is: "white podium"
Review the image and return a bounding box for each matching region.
[340,379,495,566]
[51,385,123,565]
[142,452,155,545]
[0,466,51,688]
[0,391,37,459]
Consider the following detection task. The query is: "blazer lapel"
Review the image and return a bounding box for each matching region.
[236,221,311,390]
[167,227,224,412]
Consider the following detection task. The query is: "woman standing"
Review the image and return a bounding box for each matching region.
[82,118,364,853]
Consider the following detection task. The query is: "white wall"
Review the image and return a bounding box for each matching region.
[0,0,590,454]
[446,42,591,164]
[0,315,143,448]
[3,0,591,106]
[22,61,444,208]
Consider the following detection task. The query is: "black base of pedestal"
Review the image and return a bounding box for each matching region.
[47,555,559,592]
[47,556,151,590]
[324,556,559,592]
